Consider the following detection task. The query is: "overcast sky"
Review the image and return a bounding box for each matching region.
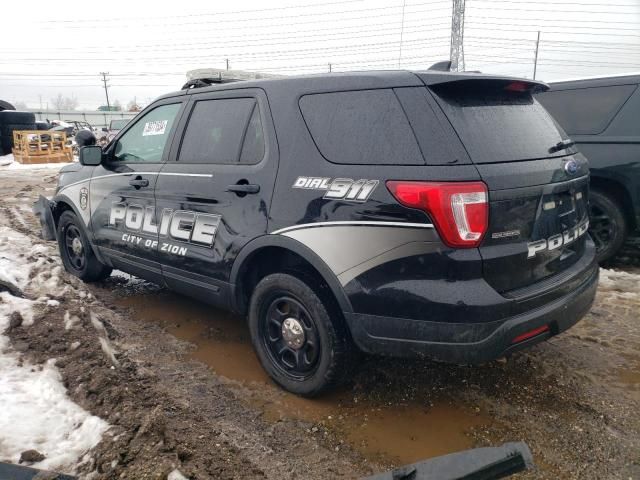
[1,0,639,110]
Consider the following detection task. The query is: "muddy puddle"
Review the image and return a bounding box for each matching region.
[115,289,487,465]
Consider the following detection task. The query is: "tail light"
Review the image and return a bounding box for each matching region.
[386,181,488,248]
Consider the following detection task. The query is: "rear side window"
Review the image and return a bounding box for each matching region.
[537,84,637,135]
[431,81,571,164]
[179,98,264,164]
[299,89,424,165]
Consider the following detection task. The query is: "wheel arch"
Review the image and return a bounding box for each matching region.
[590,174,637,231]
[52,193,105,263]
[230,235,353,316]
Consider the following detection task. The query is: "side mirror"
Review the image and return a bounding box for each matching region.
[79,145,103,166]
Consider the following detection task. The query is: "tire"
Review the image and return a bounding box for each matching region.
[0,111,35,125]
[0,123,37,151]
[589,190,627,264]
[57,211,112,282]
[0,136,12,154]
[248,272,354,397]
[0,100,15,111]
[0,123,38,136]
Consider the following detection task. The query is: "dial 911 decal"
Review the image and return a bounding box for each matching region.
[292,176,378,202]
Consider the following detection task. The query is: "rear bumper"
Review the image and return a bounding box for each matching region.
[344,260,598,364]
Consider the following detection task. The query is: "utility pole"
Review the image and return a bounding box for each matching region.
[533,31,541,80]
[100,72,111,111]
[398,0,406,68]
[450,0,466,72]
[225,58,230,70]
[328,63,332,73]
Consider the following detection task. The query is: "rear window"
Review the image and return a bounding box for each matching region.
[431,81,572,164]
[299,89,424,165]
[537,84,637,135]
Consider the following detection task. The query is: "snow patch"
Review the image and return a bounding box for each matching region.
[168,469,190,480]
[0,221,109,472]
[0,356,108,471]
[599,268,640,299]
[64,311,80,330]
[98,337,119,367]
[0,153,73,170]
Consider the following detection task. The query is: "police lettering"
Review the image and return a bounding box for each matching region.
[109,202,220,247]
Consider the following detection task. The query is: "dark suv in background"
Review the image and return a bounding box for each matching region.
[537,74,640,262]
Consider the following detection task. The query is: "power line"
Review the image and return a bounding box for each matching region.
[1,18,451,55]
[39,3,451,30]
[465,24,640,37]
[39,0,450,24]
[0,37,453,65]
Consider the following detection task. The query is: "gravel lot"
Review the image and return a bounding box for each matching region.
[1,165,639,479]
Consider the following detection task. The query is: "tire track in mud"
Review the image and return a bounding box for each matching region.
[1,171,372,479]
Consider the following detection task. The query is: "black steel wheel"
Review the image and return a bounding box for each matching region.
[57,211,112,282]
[589,190,627,264]
[248,272,354,397]
[64,224,86,271]
[262,296,321,379]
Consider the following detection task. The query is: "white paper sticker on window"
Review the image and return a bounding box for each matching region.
[142,120,168,136]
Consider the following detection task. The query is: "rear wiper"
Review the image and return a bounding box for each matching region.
[548,139,575,154]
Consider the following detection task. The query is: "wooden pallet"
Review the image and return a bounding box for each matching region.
[12,130,73,164]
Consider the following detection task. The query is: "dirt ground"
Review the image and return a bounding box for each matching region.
[1,167,639,479]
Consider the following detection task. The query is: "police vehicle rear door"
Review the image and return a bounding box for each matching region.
[89,99,185,282]
[155,88,278,307]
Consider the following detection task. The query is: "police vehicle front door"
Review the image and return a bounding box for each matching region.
[155,89,278,307]
[90,101,184,283]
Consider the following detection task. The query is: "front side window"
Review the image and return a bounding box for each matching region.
[179,98,264,164]
[113,103,181,163]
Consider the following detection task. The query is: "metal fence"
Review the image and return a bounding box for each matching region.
[27,110,138,129]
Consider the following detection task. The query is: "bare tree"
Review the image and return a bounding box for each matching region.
[13,101,28,110]
[126,99,142,112]
[51,94,79,110]
[113,100,123,111]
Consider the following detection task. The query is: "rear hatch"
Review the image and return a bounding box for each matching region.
[423,76,591,294]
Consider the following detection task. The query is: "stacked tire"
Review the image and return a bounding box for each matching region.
[0,111,37,157]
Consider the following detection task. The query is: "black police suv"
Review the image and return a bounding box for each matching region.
[36,71,598,396]
[536,74,640,263]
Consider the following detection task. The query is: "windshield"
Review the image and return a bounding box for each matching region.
[110,119,129,130]
[430,81,575,164]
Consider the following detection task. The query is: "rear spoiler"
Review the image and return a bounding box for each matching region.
[417,72,549,93]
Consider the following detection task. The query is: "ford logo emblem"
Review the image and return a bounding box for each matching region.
[564,160,578,175]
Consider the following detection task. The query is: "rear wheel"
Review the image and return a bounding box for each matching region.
[57,211,112,282]
[589,190,627,263]
[248,272,353,397]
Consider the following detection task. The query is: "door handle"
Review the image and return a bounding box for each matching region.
[226,183,260,195]
[129,177,149,188]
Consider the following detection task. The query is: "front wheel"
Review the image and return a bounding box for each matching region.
[248,273,353,397]
[589,190,627,264]
[57,210,112,282]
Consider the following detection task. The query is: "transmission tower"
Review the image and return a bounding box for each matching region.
[450,0,466,72]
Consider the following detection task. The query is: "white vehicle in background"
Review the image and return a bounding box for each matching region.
[98,118,130,146]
